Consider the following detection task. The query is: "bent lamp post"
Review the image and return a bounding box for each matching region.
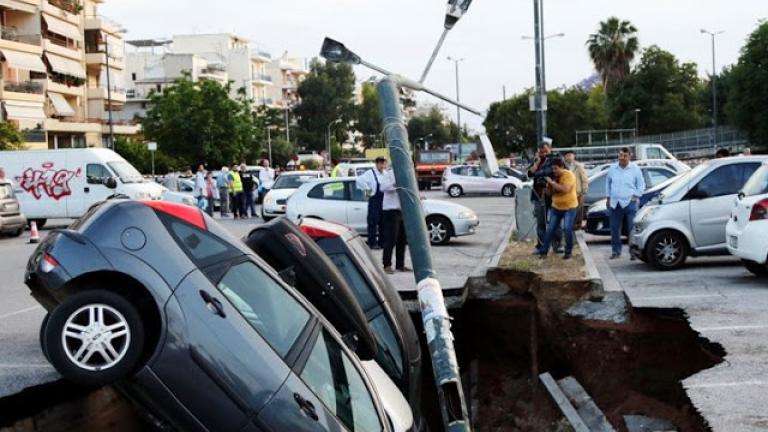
[420,0,474,83]
[322,37,473,432]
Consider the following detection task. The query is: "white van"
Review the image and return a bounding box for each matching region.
[555,143,677,165]
[0,148,194,227]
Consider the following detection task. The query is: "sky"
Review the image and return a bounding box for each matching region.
[102,0,766,132]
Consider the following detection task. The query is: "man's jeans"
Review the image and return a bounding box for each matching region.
[609,201,638,255]
[534,198,561,248]
[218,187,230,215]
[539,208,576,255]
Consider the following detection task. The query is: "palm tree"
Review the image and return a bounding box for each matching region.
[587,17,640,93]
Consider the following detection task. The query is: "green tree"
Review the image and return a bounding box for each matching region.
[141,74,261,170]
[354,82,382,149]
[587,17,640,93]
[114,137,180,174]
[293,59,356,152]
[265,137,295,168]
[407,107,455,148]
[698,65,734,128]
[608,46,704,134]
[725,21,768,148]
[0,122,25,150]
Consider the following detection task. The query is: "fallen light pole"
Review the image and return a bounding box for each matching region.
[321,36,480,431]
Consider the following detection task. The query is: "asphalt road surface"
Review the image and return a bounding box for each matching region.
[0,190,514,399]
[587,235,768,432]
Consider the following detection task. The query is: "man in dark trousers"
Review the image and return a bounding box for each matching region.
[528,142,562,252]
[355,157,387,249]
[379,167,410,274]
[239,163,256,218]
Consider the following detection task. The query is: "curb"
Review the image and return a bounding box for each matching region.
[576,231,606,301]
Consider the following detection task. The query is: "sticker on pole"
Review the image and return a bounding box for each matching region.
[417,278,448,322]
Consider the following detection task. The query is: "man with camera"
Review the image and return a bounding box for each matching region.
[527,142,562,252]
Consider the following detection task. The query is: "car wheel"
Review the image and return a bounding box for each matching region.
[448,185,463,198]
[501,184,515,197]
[261,206,274,222]
[44,290,145,387]
[646,231,688,270]
[11,227,24,237]
[743,260,768,276]
[40,312,50,361]
[426,216,451,246]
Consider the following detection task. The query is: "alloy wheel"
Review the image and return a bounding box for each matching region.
[62,304,131,372]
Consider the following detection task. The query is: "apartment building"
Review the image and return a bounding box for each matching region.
[265,52,308,109]
[0,0,138,149]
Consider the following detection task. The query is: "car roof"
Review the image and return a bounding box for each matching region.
[281,170,324,176]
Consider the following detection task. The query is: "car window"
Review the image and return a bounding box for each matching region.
[645,147,663,159]
[167,219,235,263]
[308,183,347,201]
[86,164,110,184]
[327,253,378,311]
[451,167,462,175]
[348,183,367,202]
[300,330,382,432]
[180,182,194,192]
[273,175,316,190]
[369,313,404,379]
[587,174,608,200]
[217,262,310,358]
[742,164,768,196]
[644,168,675,188]
[693,163,761,199]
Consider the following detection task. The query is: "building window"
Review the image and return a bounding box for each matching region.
[156,84,162,93]
[141,102,148,109]
[131,73,137,81]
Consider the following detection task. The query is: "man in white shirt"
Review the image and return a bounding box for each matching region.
[258,159,275,204]
[355,157,387,249]
[379,167,410,274]
[193,164,206,208]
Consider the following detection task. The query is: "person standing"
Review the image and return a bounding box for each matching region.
[239,163,256,218]
[330,159,343,177]
[162,168,179,192]
[217,166,231,218]
[193,164,207,210]
[258,159,275,204]
[203,172,218,217]
[564,151,589,229]
[535,159,579,259]
[527,143,562,252]
[606,147,646,259]
[228,165,243,219]
[379,168,410,274]
[356,157,387,249]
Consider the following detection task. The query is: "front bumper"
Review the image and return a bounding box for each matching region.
[262,203,286,217]
[453,217,479,237]
[726,220,768,264]
[0,213,27,233]
[585,213,610,236]
[629,231,646,259]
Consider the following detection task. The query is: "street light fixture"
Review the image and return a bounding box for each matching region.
[701,29,724,147]
[418,0,474,83]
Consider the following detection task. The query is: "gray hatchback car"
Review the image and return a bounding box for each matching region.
[0,180,26,237]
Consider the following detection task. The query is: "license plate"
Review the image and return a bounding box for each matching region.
[728,235,738,249]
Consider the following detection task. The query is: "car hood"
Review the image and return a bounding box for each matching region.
[588,199,608,215]
[422,198,472,216]
[266,188,298,200]
[362,360,414,432]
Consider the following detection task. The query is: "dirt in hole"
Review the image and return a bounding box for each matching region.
[451,295,725,432]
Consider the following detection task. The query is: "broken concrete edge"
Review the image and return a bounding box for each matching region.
[575,231,605,301]
[538,373,592,432]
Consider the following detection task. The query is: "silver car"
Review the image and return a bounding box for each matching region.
[0,180,26,237]
[441,165,523,198]
[631,156,768,270]
[286,178,479,245]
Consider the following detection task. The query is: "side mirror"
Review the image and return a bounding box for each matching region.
[105,177,118,189]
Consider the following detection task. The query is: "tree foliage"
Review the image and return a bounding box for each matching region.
[294,59,356,152]
[725,21,768,147]
[354,82,382,149]
[0,122,24,150]
[406,107,466,149]
[587,17,640,93]
[141,74,261,170]
[114,136,179,174]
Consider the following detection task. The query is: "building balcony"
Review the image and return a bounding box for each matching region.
[84,50,124,70]
[252,74,273,85]
[42,0,82,25]
[22,128,46,143]
[87,86,127,104]
[103,121,141,136]
[46,77,86,96]
[45,117,102,133]
[84,15,123,35]
[43,38,82,60]
[0,79,46,103]
[0,26,42,52]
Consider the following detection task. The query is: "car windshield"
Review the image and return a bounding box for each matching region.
[356,167,373,176]
[0,184,14,199]
[660,162,709,199]
[107,161,146,183]
[273,174,317,189]
[742,164,768,196]
[647,172,685,194]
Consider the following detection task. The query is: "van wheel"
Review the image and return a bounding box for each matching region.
[448,185,463,198]
[44,290,145,387]
[647,231,687,270]
[501,184,516,197]
[743,260,768,276]
[31,219,47,230]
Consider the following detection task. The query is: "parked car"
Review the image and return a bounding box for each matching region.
[178,179,223,211]
[336,162,376,178]
[441,165,523,198]
[0,179,26,237]
[286,178,479,245]
[499,166,529,182]
[247,218,424,426]
[726,162,768,275]
[0,148,194,228]
[630,156,768,270]
[556,143,681,169]
[262,171,325,221]
[586,158,690,177]
[585,172,685,236]
[26,199,413,432]
[584,162,685,209]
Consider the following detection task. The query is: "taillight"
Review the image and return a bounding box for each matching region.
[749,199,768,221]
[41,254,59,273]
[142,200,206,229]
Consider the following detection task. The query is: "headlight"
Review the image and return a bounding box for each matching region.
[265,196,273,205]
[458,210,476,219]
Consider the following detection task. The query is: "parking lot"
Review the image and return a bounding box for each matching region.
[587,235,768,431]
[0,190,513,400]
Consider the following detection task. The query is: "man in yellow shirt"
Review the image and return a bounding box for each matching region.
[535,158,579,259]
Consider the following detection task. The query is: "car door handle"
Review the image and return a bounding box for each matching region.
[293,393,319,421]
[199,290,226,318]
[84,187,90,193]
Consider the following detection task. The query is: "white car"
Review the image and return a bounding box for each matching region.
[726,162,768,275]
[441,165,524,198]
[286,178,479,245]
[336,162,376,177]
[262,171,325,221]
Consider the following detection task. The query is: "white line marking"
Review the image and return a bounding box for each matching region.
[0,364,52,369]
[687,380,768,389]
[0,305,42,320]
[632,292,766,301]
[696,325,768,332]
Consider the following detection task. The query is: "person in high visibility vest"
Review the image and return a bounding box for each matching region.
[330,159,342,177]
[228,165,244,219]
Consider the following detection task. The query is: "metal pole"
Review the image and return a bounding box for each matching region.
[532,0,543,145]
[503,85,507,101]
[377,78,470,432]
[451,59,462,162]
[104,33,115,150]
[285,108,290,143]
[538,0,547,138]
[151,150,155,177]
[419,28,449,84]
[267,126,272,163]
[634,110,640,142]
[711,33,718,147]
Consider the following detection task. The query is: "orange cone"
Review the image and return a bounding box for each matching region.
[29,221,40,244]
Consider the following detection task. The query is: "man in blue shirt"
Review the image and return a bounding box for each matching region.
[606,147,645,259]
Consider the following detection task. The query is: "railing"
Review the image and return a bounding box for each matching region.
[252,74,272,82]
[3,79,44,94]
[85,44,124,61]
[22,129,46,143]
[0,26,42,45]
[48,0,82,15]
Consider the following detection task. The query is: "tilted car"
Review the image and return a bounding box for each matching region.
[726,161,768,276]
[0,179,26,237]
[631,156,768,270]
[286,178,479,246]
[262,171,325,221]
[441,165,523,198]
[26,200,413,431]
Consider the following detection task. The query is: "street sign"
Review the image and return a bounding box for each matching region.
[529,95,548,111]
[147,142,158,151]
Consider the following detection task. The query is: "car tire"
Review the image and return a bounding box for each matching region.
[426,216,452,246]
[40,312,50,361]
[11,227,24,237]
[646,230,688,271]
[743,260,768,276]
[448,185,463,198]
[501,184,515,197]
[261,206,274,222]
[44,290,145,387]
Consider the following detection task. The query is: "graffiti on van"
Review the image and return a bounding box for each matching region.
[15,162,82,200]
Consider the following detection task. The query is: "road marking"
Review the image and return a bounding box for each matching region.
[0,364,51,369]
[632,292,767,301]
[697,324,768,332]
[0,305,43,320]
[687,380,768,389]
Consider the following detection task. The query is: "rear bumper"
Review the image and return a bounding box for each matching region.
[726,221,768,264]
[0,213,27,232]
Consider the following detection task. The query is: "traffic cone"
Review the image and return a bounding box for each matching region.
[29,221,40,244]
